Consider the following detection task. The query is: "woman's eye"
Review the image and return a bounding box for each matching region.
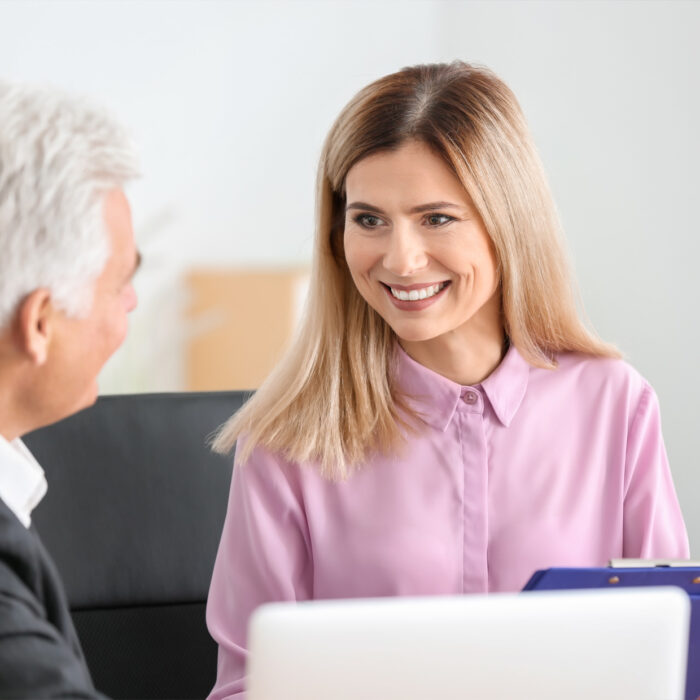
[355,214,384,228]
[426,213,454,226]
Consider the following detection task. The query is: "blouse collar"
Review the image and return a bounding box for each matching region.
[395,342,531,431]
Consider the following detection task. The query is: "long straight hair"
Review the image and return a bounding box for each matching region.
[213,62,619,479]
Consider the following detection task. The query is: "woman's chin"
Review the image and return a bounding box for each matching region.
[390,323,444,344]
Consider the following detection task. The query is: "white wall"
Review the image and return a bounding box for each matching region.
[0,0,697,554]
[437,0,700,556]
[1,0,446,265]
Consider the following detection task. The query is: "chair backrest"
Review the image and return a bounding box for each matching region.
[24,391,248,700]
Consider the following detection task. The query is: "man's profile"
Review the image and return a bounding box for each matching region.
[0,81,139,697]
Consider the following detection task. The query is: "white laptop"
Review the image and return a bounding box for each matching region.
[247,587,690,700]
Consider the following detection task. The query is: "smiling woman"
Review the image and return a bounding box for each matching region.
[213,61,618,474]
[205,62,689,700]
[343,140,503,384]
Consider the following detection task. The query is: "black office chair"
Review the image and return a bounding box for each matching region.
[24,391,248,700]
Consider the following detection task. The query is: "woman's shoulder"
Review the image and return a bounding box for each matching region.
[232,432,321,487]
[537,351,653,405]
[234,433,294,471]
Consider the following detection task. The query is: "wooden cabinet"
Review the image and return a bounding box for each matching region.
[185,268,309,391]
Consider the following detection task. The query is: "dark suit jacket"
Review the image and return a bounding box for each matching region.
[0,496,103,698]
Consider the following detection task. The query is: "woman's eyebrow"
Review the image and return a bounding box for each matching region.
[409,201,463,214]
[345,201,465,215]
[345,201,386,215]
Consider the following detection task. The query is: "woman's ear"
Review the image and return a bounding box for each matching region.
[16,288,54,365]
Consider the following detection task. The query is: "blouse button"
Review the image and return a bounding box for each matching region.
[464,391,478,405]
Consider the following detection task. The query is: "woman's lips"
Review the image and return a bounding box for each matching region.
[381,280,451,310]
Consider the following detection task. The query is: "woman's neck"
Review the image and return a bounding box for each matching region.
[399,296,506,386]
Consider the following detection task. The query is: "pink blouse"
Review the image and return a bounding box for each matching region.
[206,345,689,699]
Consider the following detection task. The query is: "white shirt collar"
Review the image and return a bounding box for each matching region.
[0,434,48,528]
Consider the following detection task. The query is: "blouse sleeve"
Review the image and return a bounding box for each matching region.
[622,382,689,558]
[205,438,313,699]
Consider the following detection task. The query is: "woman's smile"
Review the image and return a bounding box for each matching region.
[382,280,451,309]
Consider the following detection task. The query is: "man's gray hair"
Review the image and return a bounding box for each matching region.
[0,81,139,329]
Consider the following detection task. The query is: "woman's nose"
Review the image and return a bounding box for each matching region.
[382,227,428,277]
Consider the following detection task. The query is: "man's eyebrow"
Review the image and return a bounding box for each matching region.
[128,251,142,280]
[345,201,465,215]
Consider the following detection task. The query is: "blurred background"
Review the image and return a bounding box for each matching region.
[1,0,698,554]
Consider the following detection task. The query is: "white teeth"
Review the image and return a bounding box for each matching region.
[389,282,446,301]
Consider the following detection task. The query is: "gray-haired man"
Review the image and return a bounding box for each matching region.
[0,82,140,697]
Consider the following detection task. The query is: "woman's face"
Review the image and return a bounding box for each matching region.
[343,140,501,344]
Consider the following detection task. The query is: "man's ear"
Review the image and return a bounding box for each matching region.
[16,289,55,366]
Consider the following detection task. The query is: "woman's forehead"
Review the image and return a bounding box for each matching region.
[343,142,474,211]
[347,142,457,187]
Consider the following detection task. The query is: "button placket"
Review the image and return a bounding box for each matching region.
[458,397,489,593]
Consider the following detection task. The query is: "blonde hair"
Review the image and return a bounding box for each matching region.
[213,61,618,478]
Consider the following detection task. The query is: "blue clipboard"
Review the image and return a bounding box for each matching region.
[523,563,700,700]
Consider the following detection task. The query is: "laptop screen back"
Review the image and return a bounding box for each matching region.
[248,587,689,700]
